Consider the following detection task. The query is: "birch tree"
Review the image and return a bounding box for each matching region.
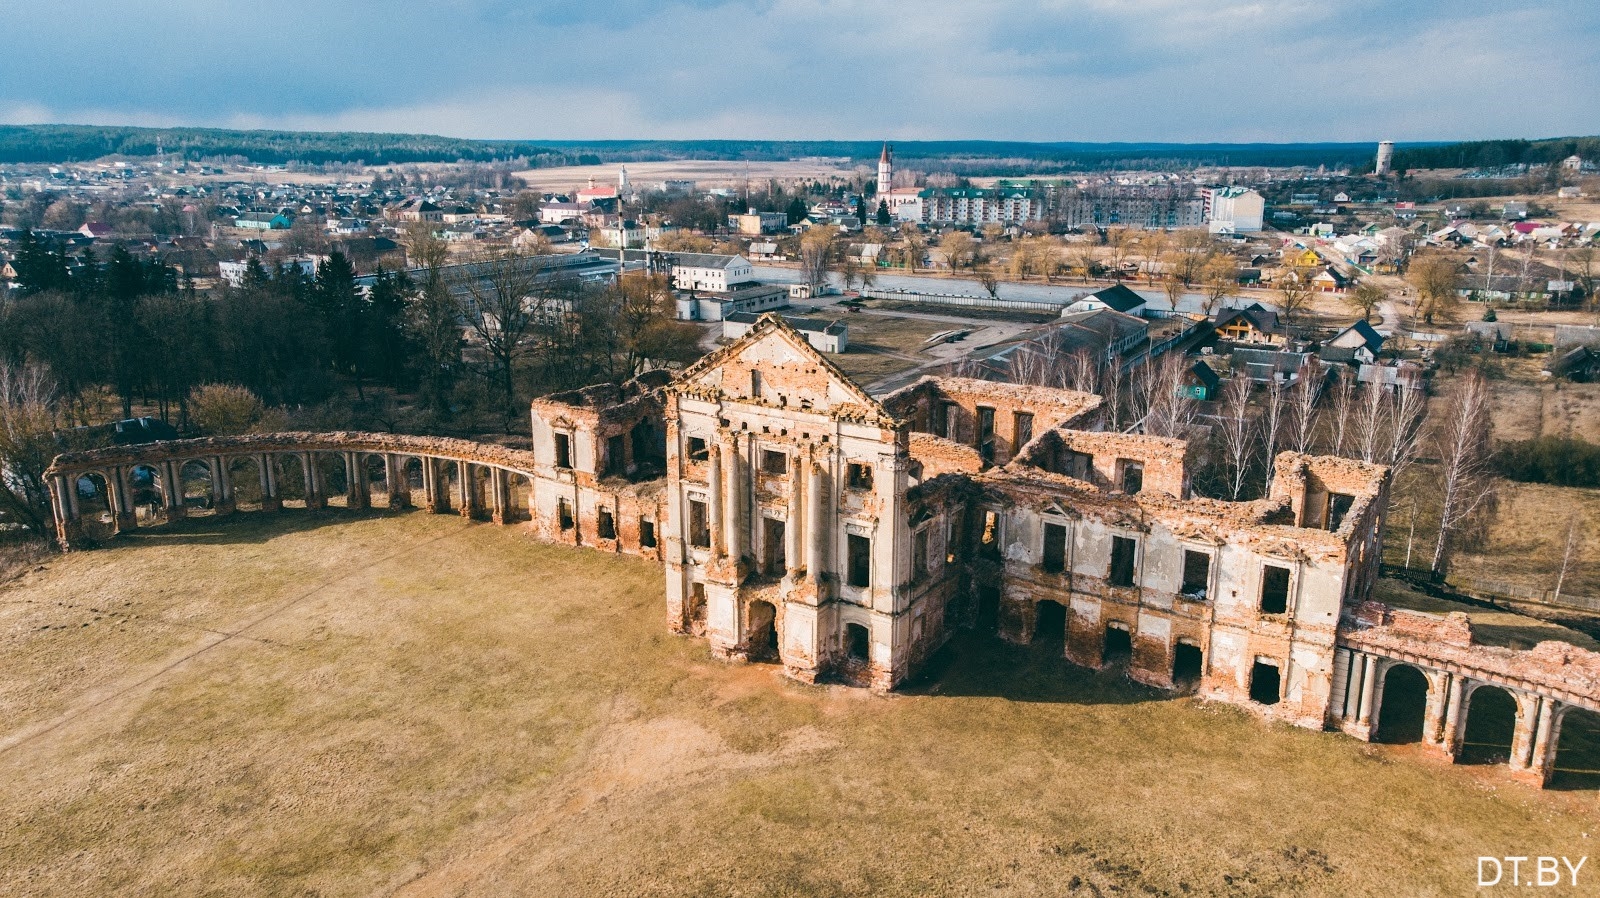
[1430,371,1495,575]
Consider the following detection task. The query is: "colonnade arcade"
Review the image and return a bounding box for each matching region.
[45,433,541,547]
[1331,645,1600,788]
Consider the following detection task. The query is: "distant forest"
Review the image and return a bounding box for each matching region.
[1387,136,1600,172]
[0,125,573,166]
[5,125,1591,174]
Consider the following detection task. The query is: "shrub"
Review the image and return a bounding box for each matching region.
[1494,436,1600,488]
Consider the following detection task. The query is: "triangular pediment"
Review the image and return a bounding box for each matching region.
[673,314,896,426]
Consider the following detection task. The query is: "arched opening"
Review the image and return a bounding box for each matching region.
[1033,599,1066,644]
[746,600,778,663]
[272,454,307,508]
[1172,641,1204,689]
[465,464,490,519]
[506,473,532,522]
[129,464,165,523]
[316,453,350,507]
[75,472,115,539]
[1459,685,1519,765]
[1375,664,1430,744]
[364,455,389,507]
[178,459,214,513]
[1551,707,1600,790]
[228,457,263,511]
[1102,624,1132,666]
[844,622,870,663]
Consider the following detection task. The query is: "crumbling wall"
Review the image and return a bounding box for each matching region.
[881,376,1101,465]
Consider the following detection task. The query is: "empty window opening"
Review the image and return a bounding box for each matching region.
[1035,600,1066,644]
[761,449,787,475]
[1259,564,1291,614]
[687,499,710,548]
[977,406,996,462]
[554,433,572,469]
[1119,460,1144,495]
[1059,449,1093,480]
[1014,411,1034,448]
[1181,550,1211,598]
[1042,522,1068,573]
[631,419,659,466]
[1326,492,1355,531]
[845,622,870,662]
[639,518,657,548]
[750,369,762,398]
[1102,624,1133,665]
[686,437,709,461]
[557,499,574,531]
[1173,642,1204,686]
[597,508,616,540]
[932,402,955,438]
[763,518,786,576]
[980,510,1001,560]
[913,527,929,578]
[846,462,874,491]
[1109,536,1137,587]
[1250,660,1282,705]
[605,435,626,477]
[847,533,872,588]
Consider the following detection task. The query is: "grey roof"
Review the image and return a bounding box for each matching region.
[1332,319,1385,353]
[725,311,846,335]
[669,252,746,269]
[1082,283,1147,313]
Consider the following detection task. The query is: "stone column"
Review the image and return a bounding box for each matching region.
[1529,698,1558,785]
[261,455,282,512]
[1441,676,1466,757]
[708,445,724,557]
[1423,671,1451,747]
[423,459,443,514]
[108,467,135,532]
[212,456,235,515]
[1511,694,1541,772]
[785,455,803,578]
[52,474,84,549]
[723,437,743,561]
[808,460,826,583]
[346,453,369,510]
[386,455,412,509]
[1356,654,1378,730]
[303,453,326,510]
[458,461,479,519]
[164,460,187,520]
[1330,648,1351,719]
[490,468,508,524]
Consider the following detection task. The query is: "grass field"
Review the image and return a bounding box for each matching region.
[2,512,1598,897]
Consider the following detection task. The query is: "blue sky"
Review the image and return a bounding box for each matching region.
[3,0,1596,142]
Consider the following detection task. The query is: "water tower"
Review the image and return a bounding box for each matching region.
[1375,140,1395,176]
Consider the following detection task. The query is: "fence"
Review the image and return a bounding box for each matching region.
[862,288,1066,315]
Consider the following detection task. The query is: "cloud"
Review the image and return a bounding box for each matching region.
[0,0,1595,141]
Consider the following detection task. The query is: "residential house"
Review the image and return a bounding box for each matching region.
[669,253,754,294]
[234,211,293,230]
[1213,304,1287,347]
[1322,320,1385,364]
[722,312,847,353]
[1063,283,1148,317]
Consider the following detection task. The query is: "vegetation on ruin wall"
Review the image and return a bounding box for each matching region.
[1,512,1594,897]
[0,125,571,166]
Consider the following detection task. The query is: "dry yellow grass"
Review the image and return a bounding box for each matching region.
[1,511,1598,897]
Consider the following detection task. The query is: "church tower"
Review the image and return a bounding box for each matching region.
[877,143,893,203]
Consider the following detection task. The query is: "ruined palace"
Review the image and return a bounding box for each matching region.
[45,315,1600,787]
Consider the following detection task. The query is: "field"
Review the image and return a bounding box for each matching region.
[513,159,860,193]
[2,512,1599,897]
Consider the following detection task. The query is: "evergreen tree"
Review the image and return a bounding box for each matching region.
[786,197,808,225]
[875,200,892,226]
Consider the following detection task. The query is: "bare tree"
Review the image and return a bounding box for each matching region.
[1326,373,1356,457]
[1348,282,1386,322]
[0,362,61,535]
[1286,359,1320,453]
[1260,376,1286,489]
[1275,262,1315,328]
[940,230,977,271]
[1217,373,1256,500]
[1101,360,1127,432]
[976,262,1000,300]
[1382,384,1428,485]
[1430,370,1496,575]
[799,225,838,294]
[1138,354,1200,439]
[1200,253,1238,319]
[1408,251,1463,325]
[1066,348,1100,395]
[1354,383,1387,464]
[450,250,550,418]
